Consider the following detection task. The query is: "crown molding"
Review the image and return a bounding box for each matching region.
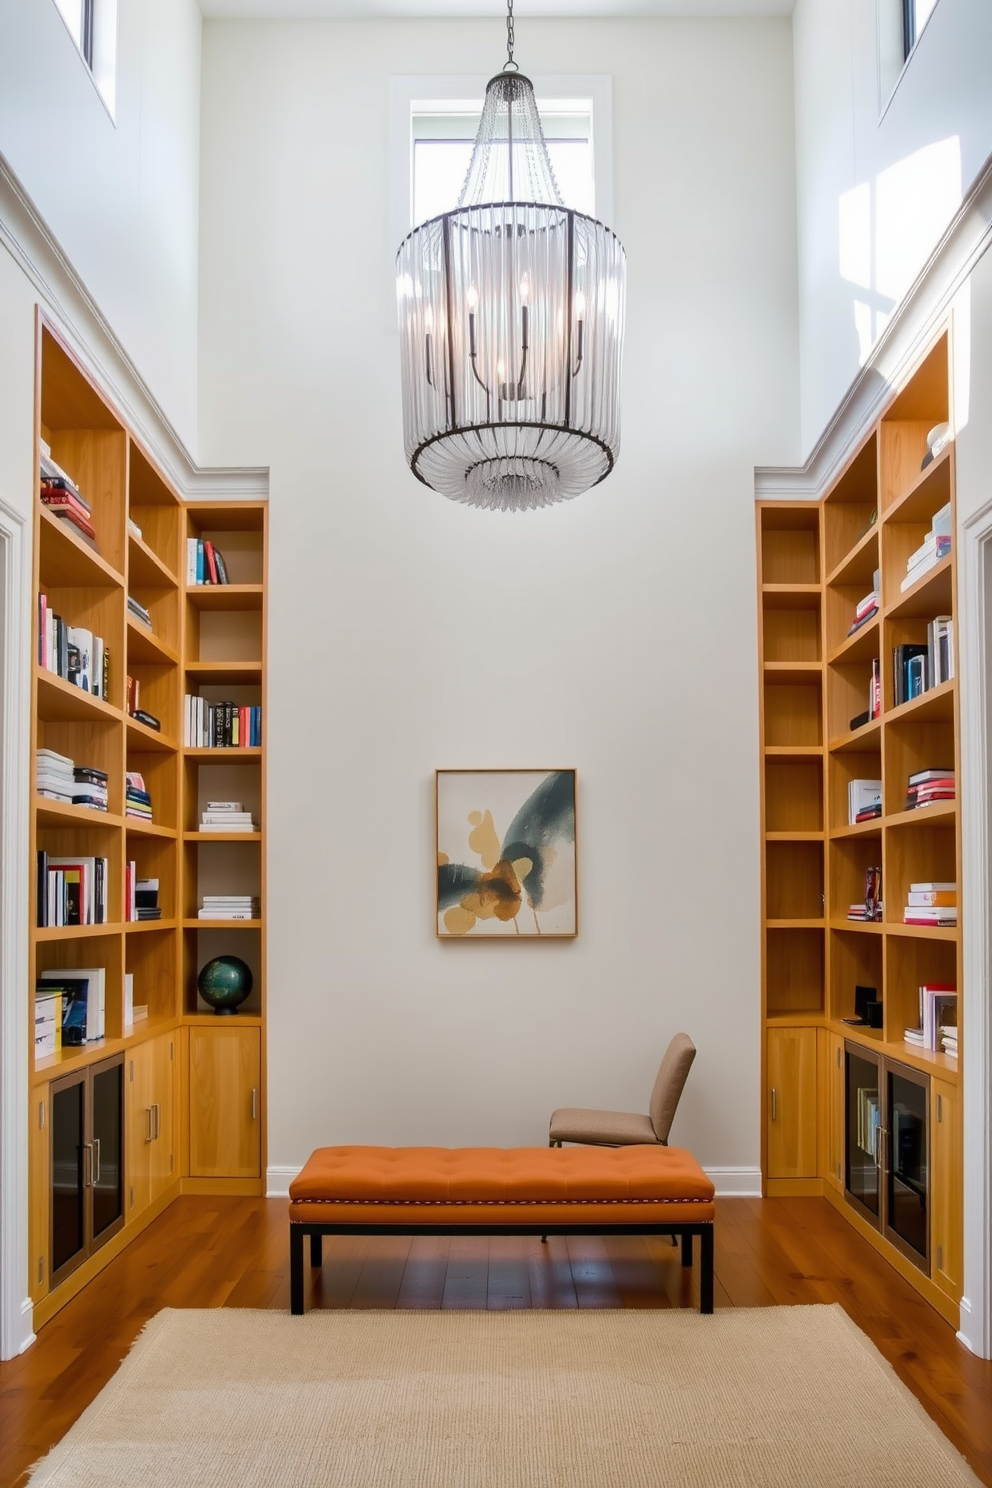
[755,148,992,501]
[0,152,268,502]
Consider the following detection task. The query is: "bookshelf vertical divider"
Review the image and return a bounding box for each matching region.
[28,314,267,1329]
[757,328,962,1325]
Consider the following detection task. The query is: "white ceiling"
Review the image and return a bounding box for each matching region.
[198,2,794,19]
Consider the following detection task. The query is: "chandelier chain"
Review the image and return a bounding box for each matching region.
[504,0,518,71]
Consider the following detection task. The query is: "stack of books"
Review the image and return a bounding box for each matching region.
[847,573,880,636]
[39,445,97,547]
[37,967,106,1045]
[71,766,108,811]
[905,767,955,811]
[848,865,882,921]
[200,801,258,833]
[37,747,75,803]
[906,984,957,1052]
[36,852,109,927]
[187,538,230,585]
[125,770,153,822]
[38,596,108,697]
[34,988,62,1059]
[900,501,952,592]
[127,594,153,630]
[198,895,259,921]
[184,697,262,748]
[125,675,162,732]
[848,778,881,825]
[133,877,161,921]
[927,615,954,685]
[903,881,957,926]
[941,1026,959,1058]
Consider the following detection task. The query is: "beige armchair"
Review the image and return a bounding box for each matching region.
[549,1033,696,1148]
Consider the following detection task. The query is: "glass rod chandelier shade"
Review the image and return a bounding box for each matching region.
[396,68,626,512]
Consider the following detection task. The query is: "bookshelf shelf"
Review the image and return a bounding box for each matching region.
[126,615,179,666]
[36,669,122,724]
[35,798,124,829]
[39,504,124,587]
[28,315,267,1325]
[186,584,264,611]
[128,532,179,588]
[760,584,821,609]
[827,617,880,666]
[757,328,962,1326]
[126,717,178,754]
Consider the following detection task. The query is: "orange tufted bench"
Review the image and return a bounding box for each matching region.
[289,1145,715,1314]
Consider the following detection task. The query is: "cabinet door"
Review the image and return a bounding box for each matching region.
[30,1090,50,1301]
[149,1035,176,1202]
[767,1027,817,1179]
[90,1058,125,1248]
[189,1026,261,1178]
[817,1031,845,1191]
[50,1072,86,1287]
[931,1077,962,1300]
[126,1042,156,1221]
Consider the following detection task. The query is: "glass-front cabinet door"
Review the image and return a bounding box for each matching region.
[885,1063,929,1269]
[48,1054,125,1288]
[845,1046,881,1222]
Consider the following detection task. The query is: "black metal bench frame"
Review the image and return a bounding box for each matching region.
[290,1220,714,1315]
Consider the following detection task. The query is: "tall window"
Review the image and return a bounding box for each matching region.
[412,100,595,226]
[51,0,118,118]
[53,0,94,66]
[903,0,939,59]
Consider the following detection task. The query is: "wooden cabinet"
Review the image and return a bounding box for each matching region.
[931,1076,962,1299]
[817,1029,845,1192]
[49,1054,125,1288]
[188,1025,261,1178]
[766,1026,817,1179]
[126,1033,176,1220]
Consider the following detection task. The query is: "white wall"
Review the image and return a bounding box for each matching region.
[793,0,992,455]
[0,0,203,450]
[198,17,800,1181]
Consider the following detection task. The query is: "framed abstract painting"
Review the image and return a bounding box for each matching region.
[435,769,577,938]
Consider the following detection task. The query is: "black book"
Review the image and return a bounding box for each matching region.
[37,849,48,928]
[132,709,161,731]
[849,709,871,732]
[74,766,108,784]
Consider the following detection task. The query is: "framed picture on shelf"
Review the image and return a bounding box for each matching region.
[435,768,577,939]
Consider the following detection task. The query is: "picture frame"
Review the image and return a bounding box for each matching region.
[435,768,577,939]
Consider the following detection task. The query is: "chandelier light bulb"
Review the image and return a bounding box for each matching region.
[395,5,626,512]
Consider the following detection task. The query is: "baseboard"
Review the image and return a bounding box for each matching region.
[267,1166,300,1198]
[705,1167,762,1197]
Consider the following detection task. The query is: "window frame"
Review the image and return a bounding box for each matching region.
[50,0,118,122]
[388,73,615,256]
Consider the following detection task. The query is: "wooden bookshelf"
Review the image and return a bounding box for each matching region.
[757,329,961,1324]
[28,315,267,1328]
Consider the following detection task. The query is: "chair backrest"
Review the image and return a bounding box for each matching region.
[647,1033,696,1143]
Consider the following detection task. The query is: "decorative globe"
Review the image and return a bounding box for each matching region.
[198,955,253,1015]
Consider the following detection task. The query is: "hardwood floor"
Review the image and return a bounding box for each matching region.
[3,1194,992,1486]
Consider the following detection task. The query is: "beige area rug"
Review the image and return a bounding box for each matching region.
[28,1305,979,1487]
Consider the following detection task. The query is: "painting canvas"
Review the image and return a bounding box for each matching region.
[436,769,577,938]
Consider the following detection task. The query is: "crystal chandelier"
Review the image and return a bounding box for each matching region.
[395,1,626,512]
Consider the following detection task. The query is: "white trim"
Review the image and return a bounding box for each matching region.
[0,497,32,1361]
[0,149,268,504]
[267,1165,300,1197]
[755,148,992,502]
[704,1167,762,1198]
[388,72,615,261]
[958,492,992,1359]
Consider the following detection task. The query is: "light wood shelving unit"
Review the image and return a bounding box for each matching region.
[28,315,267,1327]
[757,331,962,1324]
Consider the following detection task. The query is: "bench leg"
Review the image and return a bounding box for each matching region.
[699,1225,714,1315]
[290,1225,305,1315]
[680,1230,693,1267]
[310,1231,323,1267]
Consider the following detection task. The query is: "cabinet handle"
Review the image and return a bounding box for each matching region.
[937,1093,943,1123]
[251,1088,257,1121]
[82,1142,92,1188]
[770,1088,777,1122]
[92,1138,101,1185]
[146,1107,154,1143]
[153,1103,161,1140]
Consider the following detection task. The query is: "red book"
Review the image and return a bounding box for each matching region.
[203,540,219,584]
[47,504,97,540]
[239,705,248,746]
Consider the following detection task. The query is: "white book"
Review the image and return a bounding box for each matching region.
[123,972,134,1032]
[848,778,881,825]
[206,801,244,811]
[37,747,74,766]
[198,910,256,920]
[37,966,105,1041]
[187,537,198,585]
[65,626,94,691]
[93,635,104,699]
[199,822,255,832]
